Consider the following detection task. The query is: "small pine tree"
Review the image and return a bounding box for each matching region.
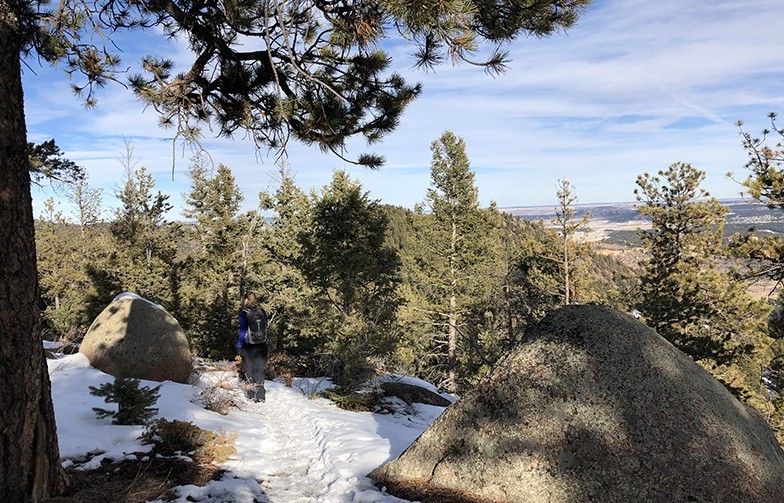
[89,378,161,425]
[553,179,590,305]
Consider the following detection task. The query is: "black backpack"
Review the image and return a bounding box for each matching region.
[243,307,268,344]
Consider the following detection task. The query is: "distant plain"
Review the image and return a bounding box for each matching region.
[504,199,784,300]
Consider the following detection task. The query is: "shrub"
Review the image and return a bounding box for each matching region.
[141,418,237,463]
[197,364,247,415]
[89,377,161,425]
[233,355,245,381]
[267,352,296,387]
[320,386,380,412]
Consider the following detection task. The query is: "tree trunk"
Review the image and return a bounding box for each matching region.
[503,269,515,348]
[274,304,284,352]
[447,294,457,393]
[0,2,67,500]
[447,220,458,393]
[563,235,570,305]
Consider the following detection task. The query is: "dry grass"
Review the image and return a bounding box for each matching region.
[45,415,238,502]
[43,455,225,503]
[141,418,237,464]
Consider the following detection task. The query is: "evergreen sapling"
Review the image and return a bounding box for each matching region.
[89,377,161,425]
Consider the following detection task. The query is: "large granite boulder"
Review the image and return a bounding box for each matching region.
[80,293,192,383]
[370,305,784,503]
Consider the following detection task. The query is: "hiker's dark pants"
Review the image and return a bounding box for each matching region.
[239,342,269,401]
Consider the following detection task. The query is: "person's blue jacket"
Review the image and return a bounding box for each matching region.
[237,310,249,349]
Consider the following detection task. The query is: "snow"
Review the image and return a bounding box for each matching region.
[48,353,449,502]
[112,291,186,324]
[43,340,65,350]
[113,291,161,307]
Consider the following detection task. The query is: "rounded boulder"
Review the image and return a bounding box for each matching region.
[80,293,192,383]
[370,305,784,503]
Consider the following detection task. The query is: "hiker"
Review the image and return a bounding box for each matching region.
[237,291,269,402]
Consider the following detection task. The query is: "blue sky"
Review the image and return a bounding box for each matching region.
[25,0,784,220]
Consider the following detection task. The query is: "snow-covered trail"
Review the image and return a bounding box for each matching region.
[50,354,444,503]
[219,380,419,503]
[154,371,441,502]
[195,380,437,503]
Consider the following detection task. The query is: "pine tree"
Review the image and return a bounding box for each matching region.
[299,170,402,383]
[737,113,784,209]
[379,205,434,375]
[111,145,174,263]
[732,113,784,287]
[66,173,103,242]
[36,183,110,342]
[732,113,784,442]
[553,179,590,305]
[28,139,84,187]
[32,150,105,341]
[183,158,243,258]
[36,200,74,333]
[503,216,563,345]
[456,214,566,380]
[456,205,564,383]
[415,131,500,393]
[65,173,112,332]
[107,143,179,308]
[179,155,247,358]
[89,378,161,425]
[258,164,317,355]
[636,162,774,415]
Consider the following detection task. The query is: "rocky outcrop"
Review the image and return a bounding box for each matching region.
[370,305,784,503]
[80,293,192,383]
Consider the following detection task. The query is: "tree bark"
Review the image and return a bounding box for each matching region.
[0,2,67,500]
[563,234,570,305]
[447,220,458,393]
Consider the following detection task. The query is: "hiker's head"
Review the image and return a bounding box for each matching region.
[243,291,259,308]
